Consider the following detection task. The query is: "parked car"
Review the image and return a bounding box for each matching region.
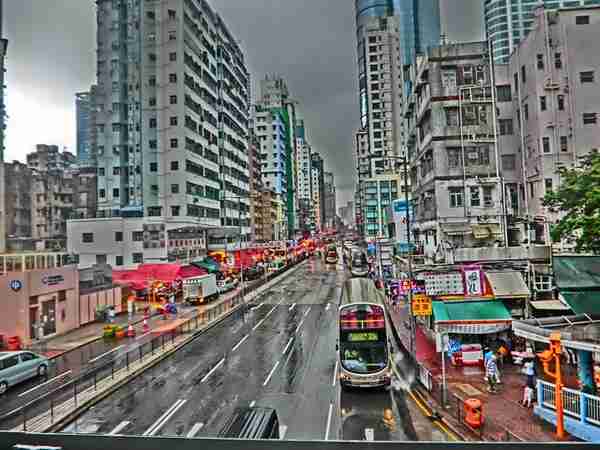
[0,351,50,395]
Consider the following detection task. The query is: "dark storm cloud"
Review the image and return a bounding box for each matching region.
[5,0,483,205]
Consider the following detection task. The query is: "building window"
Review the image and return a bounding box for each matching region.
[96,255,107,265]
[132,253,143,264]
[545,178,553,192]
[560,136,568,152]
[583,113,597,125]
[113,188,120,198]
[149,118,157,128]
[82,233,94,243]
[149,139,157,149]
[557,95,565,111]
[132,231,143,241]
[168,30,177,41]
[170,116,178,126]
[168,9,176,20]
[99,189,105,198]
[171,184,179,194]
[496,85,512,102]
[449,188,463,208]
[149,76,156,86]
[115,255,123,266]
[540,96,547,111]
[149,97,156,107]
[524,104,529,120]
[555,53,562,69]
[169,95,177,104]
[536,54,544,70]
[169,73,177,83]
[580,71,595,83]
[170,138,178,148]
[575,15,590,25]
[542,137,551,153]
[171,161,179,171]
[499,119,513,135]
[169,52,176,61]
[150,162,158,172]
[521,65,526,83]
[115,231,123,242]
[483,186,493,207]
[502,154,516,170]
[470,186,480,207]
[171,206,180,217]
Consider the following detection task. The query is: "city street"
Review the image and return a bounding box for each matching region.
[57,258,445,441]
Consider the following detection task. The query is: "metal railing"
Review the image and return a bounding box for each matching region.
[538,379,600,427]
[0,256,309,432]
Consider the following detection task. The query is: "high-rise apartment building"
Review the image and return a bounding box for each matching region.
[295,121,314,232]
[5,161,32,239]
[0,0,7,253]
[485,0,589,64]
[324,172,337,230]
[354,0,440,240]
[68,0,251,268]
[510,5,600,242]
[76,91,94,166]
[310,153,325,232]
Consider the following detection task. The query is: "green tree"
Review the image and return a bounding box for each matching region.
[543,152,600,254]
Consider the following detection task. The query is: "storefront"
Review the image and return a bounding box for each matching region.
[0,266,79,345]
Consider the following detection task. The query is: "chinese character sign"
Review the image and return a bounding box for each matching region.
[463,267,482,296]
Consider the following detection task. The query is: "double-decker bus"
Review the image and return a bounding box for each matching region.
[338,278,392,389]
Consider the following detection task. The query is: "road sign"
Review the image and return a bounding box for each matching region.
[412,294,432,316]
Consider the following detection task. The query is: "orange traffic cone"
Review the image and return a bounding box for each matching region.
[127,323,136,337]
[143,318,149,332]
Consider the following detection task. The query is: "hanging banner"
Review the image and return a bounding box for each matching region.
[463,266,483,297]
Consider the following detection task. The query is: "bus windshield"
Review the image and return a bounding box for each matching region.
[341,341,387,374]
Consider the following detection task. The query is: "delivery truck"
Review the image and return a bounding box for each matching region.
[183,274,219,305]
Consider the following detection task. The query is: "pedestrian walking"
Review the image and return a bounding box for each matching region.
[521,376,535,407]
[485,354,499,393]
[522,357,536,386]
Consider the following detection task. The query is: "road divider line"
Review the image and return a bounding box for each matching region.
[88,345,125,364]
[249,400,256,407]
[282,337,294,355]
[303,306,312,317]
[279,425,288,439]
[325,303,331,311]
[324,403,334,440]
[232,334,249,352]
[143,399,187,436]
[252,317,266,331]
[365,428,375,441]
[186,422,204,438]
[332,360,338,387]
[201,358,225,383]
[263,360,280,386]
[264,305,277,319]
[18,370,72,398]
[295,318,305,333]
[108,421,130,435]
[288,303,296,312]
[251,303,264,311]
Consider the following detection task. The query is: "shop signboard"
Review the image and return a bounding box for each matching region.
[424,272,464,296]
[462,266,483,297]
[392,200,414,253]
[412,294,432,316]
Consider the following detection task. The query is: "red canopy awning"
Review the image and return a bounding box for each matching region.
[113,263,207,290]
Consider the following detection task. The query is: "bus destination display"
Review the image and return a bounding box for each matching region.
[347,332,379,342]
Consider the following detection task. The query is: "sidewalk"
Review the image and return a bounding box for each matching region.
[386,299,571,442]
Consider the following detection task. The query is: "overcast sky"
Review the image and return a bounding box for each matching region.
[4,0,483,206]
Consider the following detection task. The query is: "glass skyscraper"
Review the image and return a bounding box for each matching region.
[485,0,592,64]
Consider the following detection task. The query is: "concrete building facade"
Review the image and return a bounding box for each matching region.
[510,5,600,241]
[310,153,325,233]
[76,91,94,166]
[5,161,32,239]
[403,42,516,254]
[485,0,590,64]
[296,130,314,232]
[324,171,337,230]
[69,0,251,266]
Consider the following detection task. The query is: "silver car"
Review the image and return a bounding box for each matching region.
[0,351,50,395]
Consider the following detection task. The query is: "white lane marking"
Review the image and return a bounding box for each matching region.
[88,345,125,364]
[288,303,296,312]
[200,358,225,383]
[186,422,204,438]
[365,428,375,441]
[332,360,338,387]
[136,332,151,341]
[143,399,187,436]
[252,317,266,331]
[295,318,305,333]
[279,424,288,439]
[282,337,294,355]
[303,306,312,317]
[108,421,130,436]
[18,370,72,397]
[232,334,249,352]
[249,400,256,407]
[264,305,277,319]
[251,303,264,311]
[263,360,280,386]
[324,403,334,440]
[325,303,331,311]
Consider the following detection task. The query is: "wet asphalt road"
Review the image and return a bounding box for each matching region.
[60,258,445,441]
